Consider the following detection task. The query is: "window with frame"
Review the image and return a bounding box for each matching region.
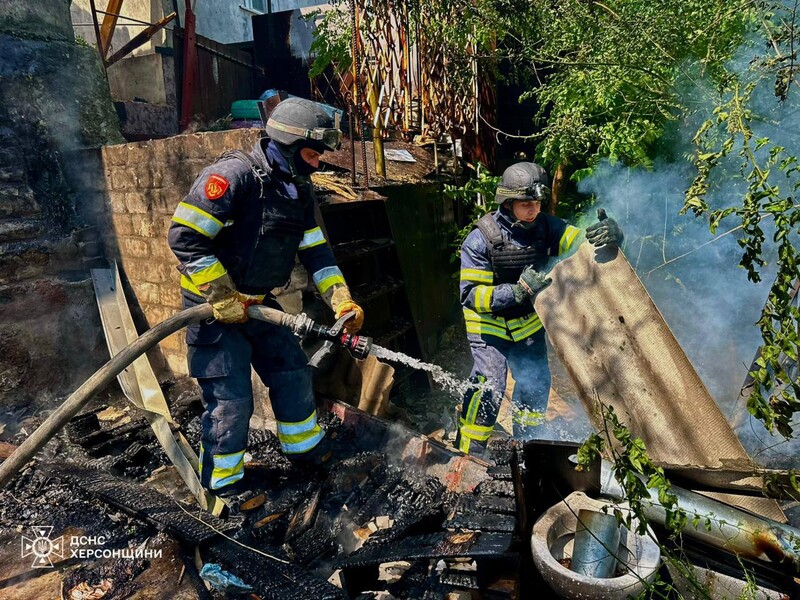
[242,0,266,13]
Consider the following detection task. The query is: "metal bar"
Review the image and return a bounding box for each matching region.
[93,9,156,27]
[88,0,107,75]
[601,461,800,570]
[349,111,357,187]
[179,2,197,130]
[99,0,125,58]
[74,22,172,28]
[105,12,176,67]
[366,73,386,180]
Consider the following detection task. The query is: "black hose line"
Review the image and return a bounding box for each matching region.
[0,303,371,489]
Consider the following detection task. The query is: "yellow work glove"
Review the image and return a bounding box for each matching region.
[211,293,252,323]
[196,271,259,324]
[331,285,364,334]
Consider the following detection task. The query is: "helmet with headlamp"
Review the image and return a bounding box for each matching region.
[265,98,343,153]
[495,162,551,204]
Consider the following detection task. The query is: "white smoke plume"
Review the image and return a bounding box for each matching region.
[576,31,800,467]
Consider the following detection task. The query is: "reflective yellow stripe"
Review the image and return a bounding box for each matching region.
[312,266,346,294]
[458,417,493,441]
[460,268,493,283]
[465,321,512,340]
[559,225,580,255]
[172,202,224,238]
[277,411,317,435]
[510,315,543,341]
[463,307,511,340]
[513,409,544,427]
[458,434,471,453]
[474,285,494,313]
[466,322,511,339]
[188,259,227,285]
[209,449,245,489]
[181,274,202,295]
[506,314,532,328]
[298,226,326,250]
[465,384,483,424]
[463,308,506,327]
[277,411,325,454]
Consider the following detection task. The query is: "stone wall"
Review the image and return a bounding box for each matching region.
[0,0,124,412]
[93,128,309,377]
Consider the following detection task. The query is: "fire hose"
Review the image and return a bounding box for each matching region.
[0,304,372,490]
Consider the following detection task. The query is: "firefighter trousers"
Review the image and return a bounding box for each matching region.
[185,299,323,491]
[457,328,550,453]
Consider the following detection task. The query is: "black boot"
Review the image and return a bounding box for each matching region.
[286,433,332,466]
[214,481,267,516]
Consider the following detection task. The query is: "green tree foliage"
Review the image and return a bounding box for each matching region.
[481,0,750,178]
[310,1,800,437]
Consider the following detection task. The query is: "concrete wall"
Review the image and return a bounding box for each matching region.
[91,129,309,376]
[175,0,257,45]
[107,52,175,104]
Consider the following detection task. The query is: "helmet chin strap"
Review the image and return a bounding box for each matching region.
[274,141,318,179]
[501,202,537,230]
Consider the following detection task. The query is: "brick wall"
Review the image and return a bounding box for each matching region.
[97,129,310,377]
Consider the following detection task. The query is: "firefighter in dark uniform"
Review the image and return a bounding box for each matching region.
[168,98,364,500]
[455,162,623,454]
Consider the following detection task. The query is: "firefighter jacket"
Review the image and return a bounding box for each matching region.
[168,138,347,310]
[459,207,580,342]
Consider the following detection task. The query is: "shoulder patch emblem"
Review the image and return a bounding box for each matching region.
[205,174,229,200]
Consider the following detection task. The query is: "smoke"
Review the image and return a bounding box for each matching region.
[575,31,800,467]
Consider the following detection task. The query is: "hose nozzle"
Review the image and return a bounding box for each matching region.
[340,333,372,360]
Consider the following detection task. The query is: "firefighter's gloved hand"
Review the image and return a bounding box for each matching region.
[512,266,552,304]
[335,300,365,334]
[197,271,258,324]
[586,208,624,247]
[330,285,364,334]
[211,293,256,323]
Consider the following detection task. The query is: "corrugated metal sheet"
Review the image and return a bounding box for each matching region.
[174,31,260,123]
[536,242,785,521]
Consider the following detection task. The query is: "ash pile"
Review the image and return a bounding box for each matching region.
[0,385,522,600]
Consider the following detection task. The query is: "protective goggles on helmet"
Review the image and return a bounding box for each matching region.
[496,182,551,202]
[266,118,343,151]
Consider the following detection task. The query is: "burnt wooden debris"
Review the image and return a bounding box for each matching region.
[25,400,523,598]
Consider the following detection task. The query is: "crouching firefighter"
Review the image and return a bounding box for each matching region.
[168,98,365,502]
[455,162,623,454]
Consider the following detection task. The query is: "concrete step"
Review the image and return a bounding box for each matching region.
[0,218,44,243]
[0,183,41,218]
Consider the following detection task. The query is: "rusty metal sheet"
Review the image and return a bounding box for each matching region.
[536,242,785,521]
[321,140,437,183]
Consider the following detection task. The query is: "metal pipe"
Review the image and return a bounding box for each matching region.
[88,0,107,76]
[571,509,621,578]
[600,461,800,570]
